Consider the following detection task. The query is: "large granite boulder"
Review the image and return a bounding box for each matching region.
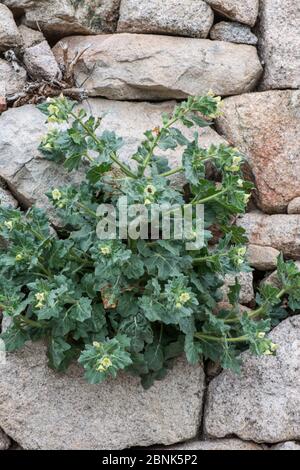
[3,0,121,37]
[53,34,262,100]
[237,212,300,260]
[216,91,300,213]
[0,3,21,51]
[258,0,300,90]
[117,0,214,38]
[0,341,204,449]
[205,316,300,443]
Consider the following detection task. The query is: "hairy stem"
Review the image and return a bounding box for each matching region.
[224,288,287,324]
[194,332,248,343]
[70,111,137,179]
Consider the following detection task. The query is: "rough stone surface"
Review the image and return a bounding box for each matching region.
[205,315,300,443]
[0,429,11,450]
[0,100,225,213]
[210,22,258,45]
[18,25,45,50]
[216,91,300,213]
[53,34,262,100]
[205,0,259,26]
[0,3,21,51]
[221,272,254,305]
[288,197,300,215]
[247,244,280,271]
[0,105,84,213]
[0,59,27,98]
[117,0,214,38]
[271,441,300,451]
[0,186,18,208]
[3,0,121,37]
[167,438,262,450]
[258,0,300,90]
[0,341,204,450]
[86,98,226,178]
[237,212,300,260]
[23,40,62,81]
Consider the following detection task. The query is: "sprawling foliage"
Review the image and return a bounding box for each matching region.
[1,94,299,388]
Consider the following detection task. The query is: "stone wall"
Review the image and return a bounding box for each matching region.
[0,0,300,450]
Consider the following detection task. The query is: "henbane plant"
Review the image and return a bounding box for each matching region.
[1,93,300,388]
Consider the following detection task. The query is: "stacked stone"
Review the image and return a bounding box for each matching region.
[0,0,300,451]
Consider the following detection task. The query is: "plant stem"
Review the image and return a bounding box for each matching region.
[70,112,137,179]
[159,166,184,178]
[194,188,228,205]
[194,332,248,343]
[37,261,52,278]
[19,316,45,328]
[76,202,98,218]
[140,105,193,176]
[193,252,227,265]
[224,288,287,324]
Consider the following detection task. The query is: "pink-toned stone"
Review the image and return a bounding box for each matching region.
[216,91,300,213]
[237,212,300,260]
[205,0,259,26]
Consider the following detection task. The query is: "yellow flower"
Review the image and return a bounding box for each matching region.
[43,142,53,150]
[257,332,266,339]
[144,198,152,206]
[144,185,157,195]
[47,115,60,123]
[243,193,251,204]
[175,302,182,309]
[35,292,46,309]
[15,253,23,262]
[237,247,247,257]
[179,292,191,304]
[232,156,242,166]
[100,246,112,256]
[48,104,59,116]
[227,165,240,172]
[4,220,13,231]
[52,189,62,201]
[96,356,112,372]
[35,292,45,302]
[270,342,278,352]
[101,356,112,369]
[264,350,273,356]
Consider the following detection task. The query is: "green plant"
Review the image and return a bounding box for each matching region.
[1,94,299,388]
